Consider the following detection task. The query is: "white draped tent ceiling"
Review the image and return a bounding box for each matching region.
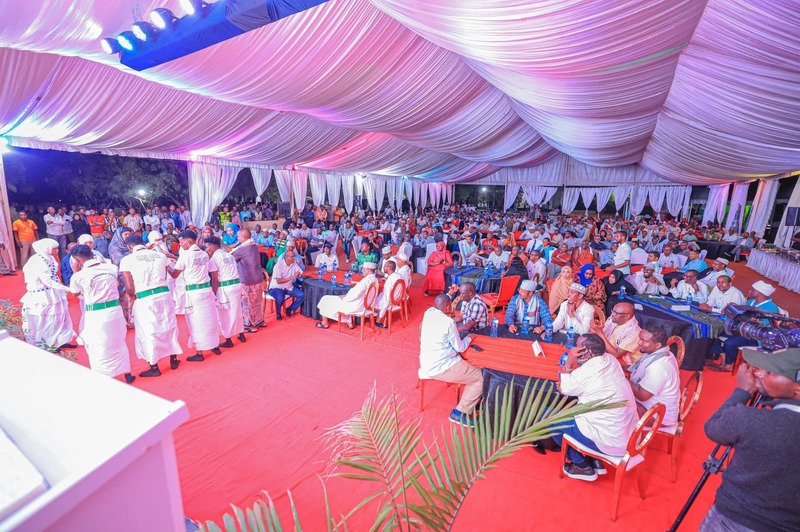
[0,0,798,187]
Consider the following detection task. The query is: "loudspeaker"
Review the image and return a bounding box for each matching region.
[277,201,291,219]
[786,207,800,226]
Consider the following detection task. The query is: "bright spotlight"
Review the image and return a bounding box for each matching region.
[481,187,488,192]
[131,21,157,42]
[179,0,206,16]
[150,8,177,29]
[138,189,146,196]
[117,31,136,51]
[100,37,120,54]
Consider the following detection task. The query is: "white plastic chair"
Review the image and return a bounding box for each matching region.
[630,248,648,266]
[415,242,438,275]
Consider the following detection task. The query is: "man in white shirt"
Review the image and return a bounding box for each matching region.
[394,252,412,288]
[485,244,510,269]
[589,301,643,365]
[524,230,545,253]
[169,230,222,359]
[657,245,682,270]
[44,205,67,258]
[120,234,184,376]
[123,208,144,233]
[552,283,595,334]
[669,269,709,303]
[419,294,483,427]
[555,334,639,481]
[375,260,403,326]
[317,262,378,328]
[629,263,669,296]
[143,208,160,233]
[204,236,246,348]
[314,242,339,272]
[722,229,740,243]
[699,257,734,288]
[699,275,745,313]
[69,245,134,384]
[628,325,681,427]
[526,250,547,286]
[268,250,306,320]
[612,231,632,275]
[378,246,393,275]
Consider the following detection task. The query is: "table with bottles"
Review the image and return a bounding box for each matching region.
[300,266,370,320]
[444,264,503,294]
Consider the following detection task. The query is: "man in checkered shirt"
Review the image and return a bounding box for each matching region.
[446,282,489,334]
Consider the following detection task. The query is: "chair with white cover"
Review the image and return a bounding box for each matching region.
[560,403,666,522]
[676,254,688,268]
[630,248,648,266]
[338,282,379,341]
[415,242,437,275]
[376,279,407,334]
[698,249,708,261]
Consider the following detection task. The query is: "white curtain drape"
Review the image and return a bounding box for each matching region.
[362,176,378,211]
[579,189,595,213]
[189,162,240,227]
[746,178,780,237]
[0,155,17,270]
[326,174,341,209]
[613,186,630,212]
[412,181,421,208]
[665,186,687,217]
[446,184,454,206]
[251,168,272,204]
[405,179,414,209]
[291,170,308,211]
[386,178,396,211]
[776,177,800,245]
[562,188,581,214]
[702,184,731,225]
[647,187,667,213]
[420,182,429,208]
[629,186,649,215]
[504,183,521,211]
[593,188,613,212]
[308,172,327,206]
[396,178,405,211]
[342,174,355,213]
[521,185,557,206]
[274,169,293,205]
[725,182,750,231]
[375,178,386,211]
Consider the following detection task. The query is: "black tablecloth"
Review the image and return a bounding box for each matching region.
[301,277,350,320]
[444,267,501,294]
[610,296,711,371]
[696,240,735,260]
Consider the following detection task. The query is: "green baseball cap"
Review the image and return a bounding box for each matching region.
[742,347,800,382]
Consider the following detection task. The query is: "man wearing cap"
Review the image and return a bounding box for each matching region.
[393,252,411,288]
[551,283,595,334]
[69,245,135,384]
[590,301,643,364]
[314,242,339,272]
[378,246,393,275]
[708,281,780,372]
[699,257,734,287]
[204,236,246,348]
[316,262,379,329]
[120,234,183,376]
[375,260,403,327]
[699,350,800,531]
[629,262,668,295]
[169,230,222,360]
[700,275,745,314]
[504,280,553,334]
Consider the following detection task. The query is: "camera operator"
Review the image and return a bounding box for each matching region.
[700,349,800,532]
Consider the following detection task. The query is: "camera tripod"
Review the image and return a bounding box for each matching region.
[666,394,762,531]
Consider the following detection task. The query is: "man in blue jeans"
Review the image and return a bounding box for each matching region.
[551,334,639,481]
[267,250,305,320]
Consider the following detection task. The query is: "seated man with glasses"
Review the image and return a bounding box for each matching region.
[589,301,642,364]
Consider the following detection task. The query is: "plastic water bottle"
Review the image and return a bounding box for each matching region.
[490,317,499,338]
[686,292,693,305]
[520,315,530,335]
[559,351,569,367]
[543,325,553,342]
[331,273,337,288]
[619,285,627,300]
[318,265,324,280]
[565,326,577,350]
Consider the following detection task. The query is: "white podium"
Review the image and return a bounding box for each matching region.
[0,331,190,532]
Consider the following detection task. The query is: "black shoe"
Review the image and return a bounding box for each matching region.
[211,347,222,355]
[588,458,607,475]
[60,342,78,349]
[219,339,234,348]
[124,373,136,384]
[244,327,258,334]
[2,272,17,276]
[285,310,293,318]
[170,356,180,370]
[238,333,247,343]
[539,437,561,452]
[375,322,386,329]
[187,353,204,362]
[563,462,598,482]
[531,442,546,455]
[275,314,283,321]
[139,366,162,377]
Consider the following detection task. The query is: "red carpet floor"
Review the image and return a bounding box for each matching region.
[3,257,795,531]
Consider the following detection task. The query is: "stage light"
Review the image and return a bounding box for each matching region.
[100,38,120,54]
[138,188,146,196]
[481,187,488,192]
[179,0,206,16]
[150,8,177,29]
[117,31,136,51]
[131,21,157,42]
[0,137,9,154]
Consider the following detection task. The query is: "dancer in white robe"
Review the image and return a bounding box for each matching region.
[120,233,184,376]
[68,245,134,383]
[317,262,379,328]
[20,238,75,349]
[169,230,221,359]
[204,236,245,347]
[75,234,107,331]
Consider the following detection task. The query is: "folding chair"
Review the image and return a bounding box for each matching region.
[338,282,379,341]
[479,275,520,320]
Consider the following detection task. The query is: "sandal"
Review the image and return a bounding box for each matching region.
[346,322,356,330]
[315,322,329,329]
[707,364,731,372]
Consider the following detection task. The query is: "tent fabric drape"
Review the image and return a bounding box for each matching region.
[647,187,667,213]
[0,155,17,270]
[420,182,429,208]
[702,184,731,226]
[504,183,521,212]
[629,186,649,216]
[579,189,595,213]
[745,179,779,237]
[776,177,800,246]
[342,174,355,213]
[613,186,631,212]
[665,186,687,217]
[594,188,613,213]
[189,163,241,227]
[396,178,405,211]
[308,173,327,206]
[362,176,378,211]
[725,182,750,231]
[562,188,581,215]
[251,168,272,204]
[375,178,386,211]
[386,178,396,210]
[274,169,294,205]
[325,174,341,210]
[405,179,414,209]
[521,185,558,206]
[291,170,309,211]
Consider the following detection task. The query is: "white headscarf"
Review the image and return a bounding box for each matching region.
[32,238,59,257]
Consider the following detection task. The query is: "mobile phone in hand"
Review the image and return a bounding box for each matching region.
[469,344,484,352]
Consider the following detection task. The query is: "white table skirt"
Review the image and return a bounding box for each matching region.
[747,249,800,294]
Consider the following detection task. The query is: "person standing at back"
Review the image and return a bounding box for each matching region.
[231,228,266,331]
[204,236,246,348]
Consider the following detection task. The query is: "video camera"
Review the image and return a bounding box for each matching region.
[722,305,800,352]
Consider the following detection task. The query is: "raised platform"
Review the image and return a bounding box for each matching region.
[746,249,800,294]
